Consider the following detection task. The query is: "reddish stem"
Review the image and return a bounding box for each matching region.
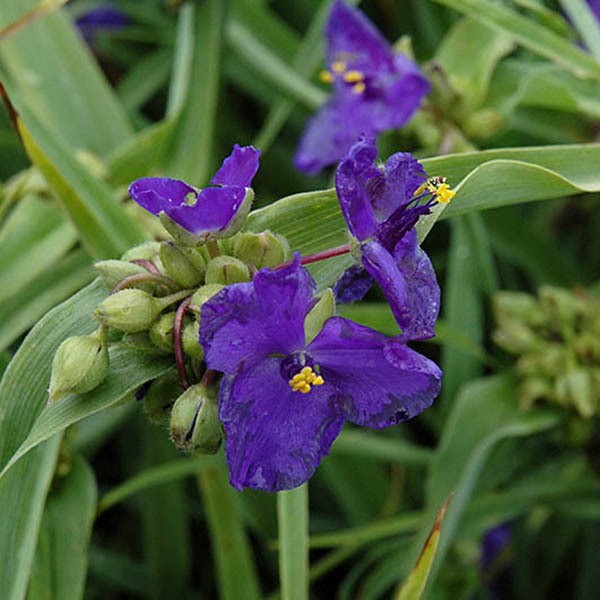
[274,243,351,270]
[201,369,216,388]
[130,259,161,275]
[173,297,192,389]
[111,273,176,295]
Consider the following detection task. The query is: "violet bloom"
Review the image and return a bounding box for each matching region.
[294,0,429,175]
[588,0,600,21]
[76,5,130,40]
[129,145,260,244]
[200,255,441,492]
[334,136,454,341]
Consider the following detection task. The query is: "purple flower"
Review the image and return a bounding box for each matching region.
[294,0,429,175]
[588,0,600,21]
[76,5,130,40]
[128,145,260,244]
[200,255,441,492]
[334,136,454,341]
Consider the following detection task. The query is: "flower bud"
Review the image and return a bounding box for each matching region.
[159,242,206,287]
[170,384,222,453]
[122,332,166,354]
[304,289,335,344]
[149,312,176,352]
[518,377,551,410]
[94,260,150,291]
[212,187,254,239]
[49,328,109,402]
[189,283,224,313]
[94,289,190,332]
[493,292,545,328]
[142,372,183,425]
[493,322,541,355]
[555,369,596,418]
[462,108,503,140]
[205,256,250,285]
[182,319,204,359]
[121,241,162,263]
[233,231,290,269]
[539,286,585,330]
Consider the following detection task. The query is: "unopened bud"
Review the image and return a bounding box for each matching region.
[49,328,109,402]
[539,286,585,330]
[183,319,203,359]
[205,256,250,285]
[143,372,183,425]
[94,289,190,332]
[121,241,161,263]
[159,242,206,287]
[555,369,596,418]
[190,283,224,313]
[493,292,545,328]
[462,108,503,139]
[149,312,176,352]
[170,384,222,453]
[518,377,551,411]
[95,260,150,291]
[517,344,569,378]
[493,322,541,354]
[233,231,290,269]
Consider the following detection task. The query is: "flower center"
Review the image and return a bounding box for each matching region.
[319,61,366,95]
[288,366,325,394]
[414,176,456,204]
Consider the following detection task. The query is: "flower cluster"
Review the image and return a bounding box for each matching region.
[295,0,429,175]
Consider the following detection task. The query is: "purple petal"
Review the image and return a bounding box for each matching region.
[76,6,129,38]
[210,144,261,188]
[333,265,373,303]
[326,1,393,74]
[200,255,316,374]
[333,135,380,240]
[361,236,439,341]
[588,0,600,21]
[164,185,246,236]
[128,177,197,216]
[220,357,345,492]
[369,151,427,223]
[309,317,441,428]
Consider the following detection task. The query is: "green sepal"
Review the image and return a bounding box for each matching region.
[304,289,335,345]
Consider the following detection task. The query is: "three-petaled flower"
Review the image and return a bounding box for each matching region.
[128,144,260,244]
[294,0,430,175]
[333,136,454,341]
[200,255,441,492]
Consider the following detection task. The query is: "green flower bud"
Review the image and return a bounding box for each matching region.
[233,231,290,269]
[170,384,222,453]
[159,242,206,287]
[517,344,569,378]
[182,319,203,359]
[493,322,542,355]
[555,369,596,418]
[205,256,250,285]
[121,332,166,354]
[142,372,183,425]
[94,289,191,332]
[190,283,225,313]
[304,289,335,344]
[539,286,585,331]
[518,377,551,411]
[493,292,545,328]
[149,312,176,352]
[94,260,150,291]
[49,328,109,402]
[462,108,503,140]
[121,241,162,263]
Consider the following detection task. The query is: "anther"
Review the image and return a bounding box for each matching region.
[352,82,366,94]
[343,70,364,83]
[331,61,347,74]
[288,366,325,393]
[319,70,334,84]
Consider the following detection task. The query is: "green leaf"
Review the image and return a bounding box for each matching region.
[0,195,77,303]
[434,17,514,108]
[278,484,309,600]
[163,0,227,185]
[197,461,262,600]
[0,439,61,600]
[430,0,600,80]
[559,0,600,63]
[395,497,451,600]
[27,456,97,600]
[14,106,145,258]
[0,250,94,352]
[0,0,132,154]
[406,375,560,593]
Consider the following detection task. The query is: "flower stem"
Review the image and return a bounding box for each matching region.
[173,297,192,389]
[278,483,309,600]
[274,244,351,271]
[129,259,162,275]
[206,238,220,259]
[111,273,179,295]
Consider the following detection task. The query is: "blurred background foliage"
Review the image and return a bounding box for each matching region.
[1,0,600,599]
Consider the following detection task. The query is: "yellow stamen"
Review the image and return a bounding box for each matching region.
[343,69,364,83]
[319,70,334,84]
[414,177,455,203]
[288,366,325,393]
[331,60,347,74]
[352,81,366,95]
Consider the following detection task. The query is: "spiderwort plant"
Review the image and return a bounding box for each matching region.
[294,0,430,175]
[333,136,454,340]
[128,144,260,245]
[200,255,442,492]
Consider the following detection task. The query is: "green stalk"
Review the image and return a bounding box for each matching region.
[277,484,309,600]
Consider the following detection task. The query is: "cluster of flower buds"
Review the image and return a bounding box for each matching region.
[493,285,600,418]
